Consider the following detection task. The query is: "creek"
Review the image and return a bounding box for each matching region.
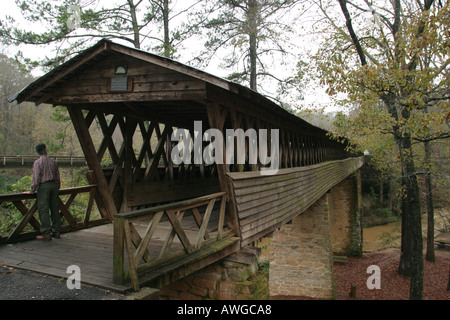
[363,221,402,252]
[362,208,449,253]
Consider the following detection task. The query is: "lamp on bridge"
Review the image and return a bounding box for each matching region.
[114,65,128,75]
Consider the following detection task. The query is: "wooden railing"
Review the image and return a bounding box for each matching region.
[227,156,365,246]
[0,185,108,244]
[113,192,234,291]
[1,155,87,168]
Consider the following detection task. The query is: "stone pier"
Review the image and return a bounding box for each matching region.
[269,171,362,299]
[328,170,363,256]
[158,246,267,300]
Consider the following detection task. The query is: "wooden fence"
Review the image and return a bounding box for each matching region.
[0,185,108,244]
[1,155,87,168]
[113,191,239,291]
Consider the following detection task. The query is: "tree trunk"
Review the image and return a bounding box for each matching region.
[379,180,384,206]
[128,0,141,49]
[248,0,258,91]
[395,134,423,300]
[380,91,423,299]
[249,33,257,91]
[389,179,394,214]
[447,266,450,291]
[424,141,435,262]
[162,0,171,57]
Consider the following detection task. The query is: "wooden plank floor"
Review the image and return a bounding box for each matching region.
[0,223,131,292]
[0,207,227,293]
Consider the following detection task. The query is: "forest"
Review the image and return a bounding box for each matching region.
[0,0,449,300]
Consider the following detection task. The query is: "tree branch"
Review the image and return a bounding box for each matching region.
[412,133,450,143]
[337,0,367,66]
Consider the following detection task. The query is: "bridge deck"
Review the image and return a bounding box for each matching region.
[0,208,233,293]
[0,224,128,292]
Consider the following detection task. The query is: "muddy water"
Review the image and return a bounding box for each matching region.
[258,220,403,258]
[363,208,450,252]
[258,209,448,257]
[363,221,402,252]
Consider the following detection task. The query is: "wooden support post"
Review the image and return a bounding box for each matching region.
[206,102,229,193]
[121,116,137,212]
[113,217,125,284]
[123,219,140,291]
[206,101,241,238]
[68,106,117,220]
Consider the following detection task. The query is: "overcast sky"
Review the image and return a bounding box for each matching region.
[0,0,338,112]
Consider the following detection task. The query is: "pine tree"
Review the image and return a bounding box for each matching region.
[199,0,298,95]
[0,0,205,69]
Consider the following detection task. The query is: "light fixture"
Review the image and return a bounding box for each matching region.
[115,65,128,75]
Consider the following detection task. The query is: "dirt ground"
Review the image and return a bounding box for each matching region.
[332,210,450,300]
[333,247,450,300]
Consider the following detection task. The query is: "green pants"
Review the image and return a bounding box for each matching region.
[37,181,60,236]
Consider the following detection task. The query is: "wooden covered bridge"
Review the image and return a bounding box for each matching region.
[1,39,364,297]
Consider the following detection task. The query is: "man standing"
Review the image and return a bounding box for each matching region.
[29,143,61,240]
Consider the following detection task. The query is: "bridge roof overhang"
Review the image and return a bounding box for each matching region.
[9,39,328,136]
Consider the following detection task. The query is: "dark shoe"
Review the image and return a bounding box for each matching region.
[36,235,52,240]
[51,233,60,239]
